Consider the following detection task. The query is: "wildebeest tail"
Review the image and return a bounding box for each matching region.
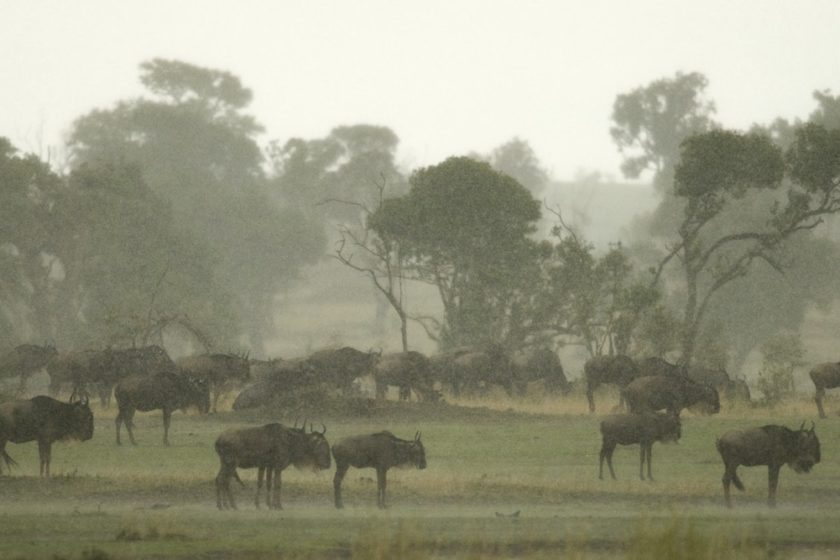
[232,469,245,487]
[0,448,17,472]
[731,472,745,491]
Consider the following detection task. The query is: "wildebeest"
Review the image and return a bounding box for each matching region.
[622,374,720,416]
[305,346,380,396]
[638,356,685,378]
[599,412,681,481]
[232,358,320,410]
[374,351,439,401]
[512,347,571,394]
[332,431,426,509]
[114,371,210,445]
[809,362,840,418]
[583,354,640,413]
[434,345,522,397]
[0,395,94,477]
[177,353,251,412]
[46,350,103,400]
[214,422,331,510]
[689,365,751,405]
[716,423,820,507]
[0,343,58,393]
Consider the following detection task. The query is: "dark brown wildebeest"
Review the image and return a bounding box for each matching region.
[305,346,380,396]
[332,431,426,509]
[716,422,820,507]
[583,355,640,413]
[809,362,840,418]
[599,412,681,481]
[46,350,102,399]
[114,371,210,446]
[177,353,251,412]
[512,347,571,395]
[638,356,685,378]
[0,343,58,394]
[622,374,720,416]
[96,345,177,405]
[214,422,331,510]
[0,395,94,477]
[435,344,522,397]
[374,351,439,401]
[689,365,751,405]
[232,360,314,411]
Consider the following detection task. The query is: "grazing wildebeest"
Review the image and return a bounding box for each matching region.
[599,412,681,481]
[583,355,640,413]
[0,343,58,394]
[638,356,685,378]
[214,422,331,510]
[233,358,317,410]
[374,351,439,401]
[436,344,522,397]
[512,347,571,394]
[332,431,426,509]
[0,395,94,477]
[305,346,380,396]
[622,374,720,416]
[177,353,251,412]
[114,371,210,446]
[716,422,820,507]
[809,362,840,418]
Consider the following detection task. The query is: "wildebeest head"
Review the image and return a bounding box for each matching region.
[66,395,94,441]
[407,431,427,470]
[293,422,331,471]
[790,422,820,473]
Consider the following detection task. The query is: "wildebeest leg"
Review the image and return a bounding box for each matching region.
[37,439,51,478]
[815,385,826,419]
[122,408,137,446]
[115,409,124,445]
[767,464,781,508]
[399,385,411,401]
[162,408,172,446]
[0,440,16,474]
[598,439,613,480]
[211,384,221,413]
[376,467,387,508]
[586,382,596,413]
[255,467,264,509]
[333,462,349,509]
[644,443,653,481]
[215,464,232,510]
[271,468,283,510]
[602,442,617,480]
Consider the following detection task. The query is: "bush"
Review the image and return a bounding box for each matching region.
[756,332,805,405]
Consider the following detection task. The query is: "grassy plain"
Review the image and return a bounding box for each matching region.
[2,390,840,559]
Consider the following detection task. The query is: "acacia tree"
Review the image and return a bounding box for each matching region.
[658,124,840,365]
[370,157,541,348]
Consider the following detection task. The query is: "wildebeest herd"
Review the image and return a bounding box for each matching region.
[0,342,835,509]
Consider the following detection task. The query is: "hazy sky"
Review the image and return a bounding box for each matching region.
[2,1,839,180]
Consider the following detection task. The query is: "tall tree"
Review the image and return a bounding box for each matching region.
[67,59,323,352]
[370,157,541,348]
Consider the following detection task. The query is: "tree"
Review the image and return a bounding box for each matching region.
[487,138,550,198]
[67,59,323,352]
[370,157,541,348]
[657,125,840,365]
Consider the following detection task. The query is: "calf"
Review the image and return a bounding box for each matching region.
[599,413,681,481]
[716,422,820,508]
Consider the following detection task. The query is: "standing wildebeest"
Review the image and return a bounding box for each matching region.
[177,353,250,412]
[214,422,331,510]
[809,362,840,418]
[332,431,426,509]
[599,413,681,481]
[374,351,439,401]
[0,395,94,477]
[46,350,102,399]
[0,343,58,394]
[689,365,751,405]
[716,423,820,507]
[96,345,177,405]
[622,375,720,416]
[305,346,380,396]
[114,371,210,445]
[583,355,640,413]
[512,347,571,394]
[638,356,685,378]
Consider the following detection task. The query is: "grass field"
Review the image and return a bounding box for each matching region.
[2,390,840,559]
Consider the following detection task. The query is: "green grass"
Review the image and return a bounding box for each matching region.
[2,394,840,559]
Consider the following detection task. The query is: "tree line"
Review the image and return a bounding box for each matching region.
[2,61,840,373]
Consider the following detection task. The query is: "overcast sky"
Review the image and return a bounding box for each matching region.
[2,1,839,181]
